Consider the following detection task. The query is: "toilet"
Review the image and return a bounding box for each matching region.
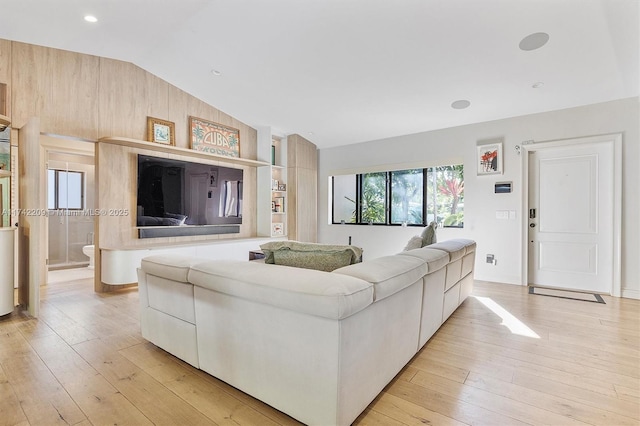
[82,245,95,269]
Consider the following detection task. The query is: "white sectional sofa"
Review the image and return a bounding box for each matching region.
[137,238,476,426]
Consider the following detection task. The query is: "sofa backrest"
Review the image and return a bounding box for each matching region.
[187,259,373,320]
[333,255,426,302]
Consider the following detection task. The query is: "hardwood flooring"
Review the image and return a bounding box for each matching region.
[0,272,638,425]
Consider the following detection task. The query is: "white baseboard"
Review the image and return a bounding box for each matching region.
[621,288,640,300]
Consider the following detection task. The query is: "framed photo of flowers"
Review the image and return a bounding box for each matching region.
[477,142,503,175]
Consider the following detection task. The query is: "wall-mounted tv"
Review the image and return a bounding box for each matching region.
[137,154,243,237]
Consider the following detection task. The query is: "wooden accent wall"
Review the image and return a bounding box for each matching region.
[2,40,258,155]
[0,40,11,118]
[287,134,317,242]
[0,38,259,248]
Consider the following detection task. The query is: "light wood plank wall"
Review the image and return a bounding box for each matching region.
[287,134,317,242]
[0,39,258,242]
[0,39,11,116]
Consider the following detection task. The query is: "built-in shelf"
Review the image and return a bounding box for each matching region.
[0,170,10,178]
[0,114,10,129]
[99,136,270,167]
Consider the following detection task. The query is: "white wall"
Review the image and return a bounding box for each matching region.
[317,97,639,298]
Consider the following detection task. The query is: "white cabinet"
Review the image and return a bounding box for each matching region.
[0,227,15,316]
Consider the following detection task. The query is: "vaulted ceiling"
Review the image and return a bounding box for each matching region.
[0,0,637,148]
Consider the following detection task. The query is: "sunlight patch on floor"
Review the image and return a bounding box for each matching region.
[473,296,540,339]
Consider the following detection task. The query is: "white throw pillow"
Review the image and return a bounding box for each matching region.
[403,236,423,251]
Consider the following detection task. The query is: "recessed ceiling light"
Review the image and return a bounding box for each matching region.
[451,100,471,110]
[84,15,98,23]
[519,32,549,51]
[211,69,222,76]
[532,82,544,89]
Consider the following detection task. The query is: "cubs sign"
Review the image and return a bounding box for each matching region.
[189,116,240,158]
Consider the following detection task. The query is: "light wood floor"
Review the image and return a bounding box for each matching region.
[1,273,638,426]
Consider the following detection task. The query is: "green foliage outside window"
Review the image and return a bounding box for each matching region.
[360,173,386,223]
[332,164,463,227]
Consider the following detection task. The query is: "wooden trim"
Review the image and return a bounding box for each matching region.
[0,113,9,129]
[98,136,269,167]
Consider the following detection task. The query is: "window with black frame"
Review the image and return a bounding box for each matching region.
[47,169,84,210]
[331,164,463,228]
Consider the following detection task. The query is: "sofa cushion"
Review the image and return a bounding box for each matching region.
[260,241,362,272]
[188,260,373,320]
[333,255,426,301]
[451,238,476,254]
[141,255,194,283]
[427,240,468,262]
[398,247,449,273]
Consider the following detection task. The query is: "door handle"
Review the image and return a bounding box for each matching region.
[529,223,536,228]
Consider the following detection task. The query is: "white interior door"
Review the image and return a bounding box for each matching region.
[528,140,614,294]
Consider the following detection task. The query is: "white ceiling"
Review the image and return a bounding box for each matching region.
[0,0,638,149]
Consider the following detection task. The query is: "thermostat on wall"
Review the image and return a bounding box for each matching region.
[495,181,512,193]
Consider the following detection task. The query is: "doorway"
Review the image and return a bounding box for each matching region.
[47,151,95,271]
[523,134,622,296]
[17,121,96,317]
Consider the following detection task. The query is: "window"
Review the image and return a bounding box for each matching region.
[48,169,84,210]
[331,164,463,227]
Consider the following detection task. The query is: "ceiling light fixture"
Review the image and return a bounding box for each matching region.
[84,15,98,23]
[451,100,471,110]
[519,32,549,51]
[532,82,544,89]
[211,69,222,76]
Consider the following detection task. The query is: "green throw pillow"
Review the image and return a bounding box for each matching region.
[273,249,354,272]
[260,241,363,271]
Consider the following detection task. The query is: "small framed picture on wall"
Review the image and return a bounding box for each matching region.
[477,142,503,175]
[147,117,175,145]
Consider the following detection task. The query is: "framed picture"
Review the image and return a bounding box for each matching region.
[477,142,503,175]
[277,183,286,191]
[147,117,175,145]
[272,222,284,236]
[189,116,240,158]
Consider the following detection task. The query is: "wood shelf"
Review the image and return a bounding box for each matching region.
[0,114,10,129]
[0,170,10,178]
[99,136,270,167]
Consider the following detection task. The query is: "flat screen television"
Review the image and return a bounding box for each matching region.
[137,154,243,229]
